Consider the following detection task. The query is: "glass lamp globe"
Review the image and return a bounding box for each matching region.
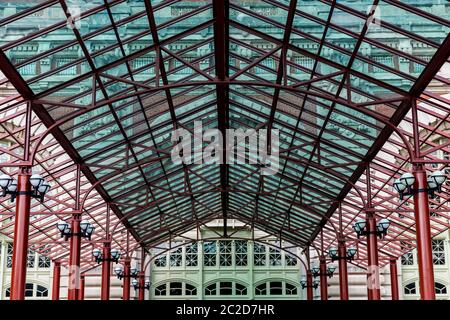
[0,174,12,189]
[311,267,320,275]
[393,178,407,193]
[29,174,44,188]
[132,279,139,287]
[400,172,415,187]
[37,180,50,194]
[110,248,120,259]
[92,248,101,258]
[353,219,366,232]
[327,264,336,273]
[130,267,138,275]
[427,177,438,189]
[347,247,357,257]
[80,220,89,231]
[378,218,390,231]
[376,224,384,232]
[328,247,338,258]
[86,224,95,234]
[7,179,17,192]
[114,266,123,276]
[431,170,447,186]
[300,275,307,286]
[57,220,69,232]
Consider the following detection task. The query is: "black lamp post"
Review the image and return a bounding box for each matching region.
[353,218,390,239]
[114,265,139,280]
[0,173,50,202]
[311,264,336,278]
[300,276,319,289]
[393,170,446,200]
[92,247,121,263]
[132,278,150,290]
[57,220,95,240]
[328,246,357,262]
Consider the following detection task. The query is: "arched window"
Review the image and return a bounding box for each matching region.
[169,282,182,295]
[285,283,297,295]
[269,281,283,294]
[36,285,48,297]
[155,284,166,296]
[186,283,197,296]
[219,281,232,295]
[235,283,247,295]
[404,282,416,295]
[435,282,447,294]
[255,281,298,296]
[255,283,267,296]
[204,281,248,296]
[5,283,48,298]
[205,283,217,296]
[153,282,197,297]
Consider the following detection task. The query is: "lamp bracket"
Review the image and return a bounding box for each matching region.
[2,189,45,203]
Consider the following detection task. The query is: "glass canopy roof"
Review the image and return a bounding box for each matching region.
[0,0,449,258]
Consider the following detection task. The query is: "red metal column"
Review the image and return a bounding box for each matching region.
[101,242,111,300]
[411,98,435,300]
[390,258,399,300]
[338,240,349,300]
[78,275,85,300]
[366,214,381,300]
[52,261,61,300]
[413,166,435,300]
[306,270,313,300]
[138,272,145,301]
[10,170,31,300]
[123,257,131,300]
[319,256,328,300]
[67,215,81,300]
[367,273,373,300]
